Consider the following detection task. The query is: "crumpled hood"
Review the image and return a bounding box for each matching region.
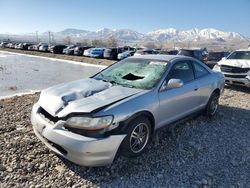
[218,59,250,68]
[38,78,143,117]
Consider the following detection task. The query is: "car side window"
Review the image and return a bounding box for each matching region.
[193,61,209,78]
[167,61,195,84]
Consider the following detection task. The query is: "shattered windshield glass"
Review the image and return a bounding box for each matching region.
[94,58,169,89]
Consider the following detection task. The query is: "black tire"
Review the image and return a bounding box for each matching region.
[205,92,219,117]
[120,116,152,157]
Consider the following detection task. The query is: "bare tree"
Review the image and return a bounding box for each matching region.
[107,36,118,47]
[80,39,90,46]
[91,39,107,47]
[144,42,157,49]
[63,36,71,45]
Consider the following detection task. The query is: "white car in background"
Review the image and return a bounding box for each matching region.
[83,48,93,57]
[213,49,250,87]
[117,50,135,60]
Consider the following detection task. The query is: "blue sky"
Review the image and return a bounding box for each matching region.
[0,0,249,36]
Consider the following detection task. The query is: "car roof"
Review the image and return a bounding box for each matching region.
[127,54,187,61]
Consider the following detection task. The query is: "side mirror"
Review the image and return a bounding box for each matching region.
[160,78,184,91]
[221,57,226,61]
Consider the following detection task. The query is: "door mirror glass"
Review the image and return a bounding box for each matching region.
[167,78,184,89]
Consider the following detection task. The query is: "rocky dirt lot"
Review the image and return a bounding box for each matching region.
[0,48,115,66]
[0,87,250,188]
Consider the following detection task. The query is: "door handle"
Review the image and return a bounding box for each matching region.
[194,87,199,91]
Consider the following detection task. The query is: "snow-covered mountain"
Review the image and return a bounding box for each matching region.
[1,28,248,44]
[147,28,247,42]
[53,28,144,42]
[53,27,248,42]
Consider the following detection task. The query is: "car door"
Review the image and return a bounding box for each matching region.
[191,60,212,107]
[157,60,201,127]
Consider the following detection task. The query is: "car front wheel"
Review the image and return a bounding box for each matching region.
[121,116,151,157]
[206,92,219,117]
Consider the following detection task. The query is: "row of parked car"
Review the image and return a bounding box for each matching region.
[0,41,137,60]
[0,41,230,68]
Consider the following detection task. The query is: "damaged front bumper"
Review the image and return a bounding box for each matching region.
[31,103,126,166]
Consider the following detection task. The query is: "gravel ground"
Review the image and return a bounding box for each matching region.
[0,86,250,188]
[0,48,115,66]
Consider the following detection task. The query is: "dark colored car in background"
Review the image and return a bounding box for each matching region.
[50,45,67,54]
[134,49,159,56]
[74,46,93,56]
[178,48,209,63]
[21,43,33,50]
[63,45,77,55]
[28,44,37,51]
[167,49,179,55]
[104,47,126,60]
[158,49,179,55]
[206,51,230,68]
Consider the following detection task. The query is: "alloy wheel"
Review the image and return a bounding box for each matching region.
[129,123,150,153]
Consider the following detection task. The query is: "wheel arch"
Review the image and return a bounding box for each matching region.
[213,88,221,96]
[120,111,155,134]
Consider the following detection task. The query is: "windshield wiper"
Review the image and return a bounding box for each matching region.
[99,73,110,82]
[109,80,119,85]
[98,73,135,88]
[120,83,136,88]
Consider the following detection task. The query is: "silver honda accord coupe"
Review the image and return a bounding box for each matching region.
[31,55,225,166]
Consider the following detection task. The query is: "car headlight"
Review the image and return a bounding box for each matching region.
[213,64,221,72]
[65,116,113,130]
[246,75,250,80]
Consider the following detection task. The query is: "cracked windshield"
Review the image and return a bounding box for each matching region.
[94,59,168,89]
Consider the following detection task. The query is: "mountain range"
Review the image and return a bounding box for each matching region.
[1,28,249,44]
[51,28,248,43]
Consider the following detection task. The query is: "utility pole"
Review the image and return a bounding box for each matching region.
[51,33,54,44]
[35,30,38,43]
[48,30,51,44]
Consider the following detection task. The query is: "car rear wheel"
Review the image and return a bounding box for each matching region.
[120,116,151,157]
[205,92,219,117]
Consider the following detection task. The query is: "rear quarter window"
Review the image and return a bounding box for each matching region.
[193,62,209,78]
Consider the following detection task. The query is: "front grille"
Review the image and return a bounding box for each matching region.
[39,107,60,123]
[221,65,250,73]
[232,81,245,85]
[224,74,247,78]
